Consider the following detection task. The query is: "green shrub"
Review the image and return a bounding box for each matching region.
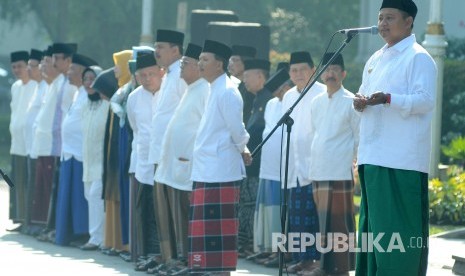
[429,166,465,225]
[442,136,465,167]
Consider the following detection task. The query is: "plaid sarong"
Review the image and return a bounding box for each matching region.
[289,182,320,262]
[313,180,356,274]
[188,181,241,273]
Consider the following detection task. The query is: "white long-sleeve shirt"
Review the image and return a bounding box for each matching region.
[148,60,187,165]
[25,80,48,158]
[259,97,283,181]
[127,86,160,185]
[155,78,209,191]
[191,73,250,183]
[81,99,110,182]
[10,79,37,156]
[281,82,326,188]
[32,74,77,157]
[61,86,87,161]
[309,87,360,181]
[357,34,437,173]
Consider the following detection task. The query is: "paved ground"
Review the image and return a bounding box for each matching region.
[0,181,462,275]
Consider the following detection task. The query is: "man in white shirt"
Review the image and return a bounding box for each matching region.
[55,54,98,246]
[228,45,257,124]
[8,50,31,232]
[23,49,44,234]
[189,39,251,275]
[149,29,188,266]
[127,53,164,271]
[28,47,54,234]
[283,51,325,274]
[309,53,359,275]
[353,1,436,275]
[154,43,209,275]
[31,42,77,240]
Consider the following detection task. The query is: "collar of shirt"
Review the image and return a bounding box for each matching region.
[166,59,181,74]
[383,33,416,54]
[188,78,207,90]
[327,86,345,99]
[211,73,227,91]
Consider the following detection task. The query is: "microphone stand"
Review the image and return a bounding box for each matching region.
[0,168,14,188]
[251,32,357,276]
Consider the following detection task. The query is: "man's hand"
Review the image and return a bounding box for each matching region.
[242,149,252,166]
[367,91,388,106]
[353,93,368,112]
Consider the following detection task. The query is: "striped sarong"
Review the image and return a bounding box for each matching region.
[188,181,241,273]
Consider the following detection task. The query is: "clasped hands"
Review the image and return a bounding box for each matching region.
[353,91,389,112]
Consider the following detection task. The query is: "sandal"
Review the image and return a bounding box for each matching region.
[298,267,327,276]
[148,263,170,274]
[134,257,160,272]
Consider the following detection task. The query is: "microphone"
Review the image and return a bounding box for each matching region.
[0,168,14,188]
[339,26,378,35]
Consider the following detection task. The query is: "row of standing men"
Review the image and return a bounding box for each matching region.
[8,1,437,274]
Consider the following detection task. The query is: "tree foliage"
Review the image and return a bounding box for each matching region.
[1,0,360,67]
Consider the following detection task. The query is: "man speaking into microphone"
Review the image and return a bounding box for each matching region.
[353,0,436,275]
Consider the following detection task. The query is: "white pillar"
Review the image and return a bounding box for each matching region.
[140,0,153,46]
[422,0,447,178]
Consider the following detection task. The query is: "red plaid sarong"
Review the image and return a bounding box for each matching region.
[188,181,241,273]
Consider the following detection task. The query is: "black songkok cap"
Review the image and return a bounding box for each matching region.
[290,51,314,67]
[52,43,77,55]
[156,29,184,45]
[92,67,119,98]
[276,62,290,73]
[136,52,157,70]
[244,59,271,72]
[321,52,345,70]
[30,49,43,61]
[264,68,290,93]
[10,51,29,63]
[231,45,256,58]
[202,40,232,61]
[72,54,99,67]
[184,43,202,60]
[380,0,418,19]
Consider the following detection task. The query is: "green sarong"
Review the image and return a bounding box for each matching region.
[356,165,429,276]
